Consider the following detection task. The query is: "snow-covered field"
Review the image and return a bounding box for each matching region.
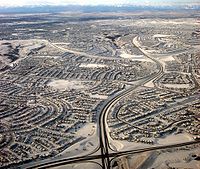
[153,34,174,38]
[120,52,152,62]
[50,162,102,169]
[163,83,191,89]
[109,132,194,153]
[48,80,87,91]
[79,63,107,68]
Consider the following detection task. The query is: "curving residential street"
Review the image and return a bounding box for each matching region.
[0,9,199,169]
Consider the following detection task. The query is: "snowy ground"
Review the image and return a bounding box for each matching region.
[48,80,87,91]
[49,161,102,169]
[109,132,194,153]
[79,63,107,68]
[163,83,191,89]
[120,52,153,62]
[153,34,175,38]
[126,144,200,169]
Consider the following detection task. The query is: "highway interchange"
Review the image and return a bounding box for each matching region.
[0,12,200,169]
[25,36,200,169]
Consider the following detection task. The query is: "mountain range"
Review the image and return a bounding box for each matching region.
[0,4,199,13]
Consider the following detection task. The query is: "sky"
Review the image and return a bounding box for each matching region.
[0,0,199,7]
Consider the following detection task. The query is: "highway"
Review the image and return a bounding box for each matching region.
[97,36,164,169]
[97,36,200,168]
[25,36,199,169]
[28,140,200,169]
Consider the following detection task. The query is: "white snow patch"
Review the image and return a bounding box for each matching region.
[120,52,152,62]
[153,34,174,38]
[76,123,96,137]
[79,63,107,68]
[163,84,191,89]
[158,133,193,145]
[89,94,108,99]
[48,80,86,91]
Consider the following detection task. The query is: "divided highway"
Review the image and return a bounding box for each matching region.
[98,36,164,169]
[25,36,200,169]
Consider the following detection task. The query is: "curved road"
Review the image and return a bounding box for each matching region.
[98,36,164,169]
[24,37,200,169]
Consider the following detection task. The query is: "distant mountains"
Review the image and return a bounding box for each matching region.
[0,5,199,13]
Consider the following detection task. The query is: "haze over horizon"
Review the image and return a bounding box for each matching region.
[0,0,199,7]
